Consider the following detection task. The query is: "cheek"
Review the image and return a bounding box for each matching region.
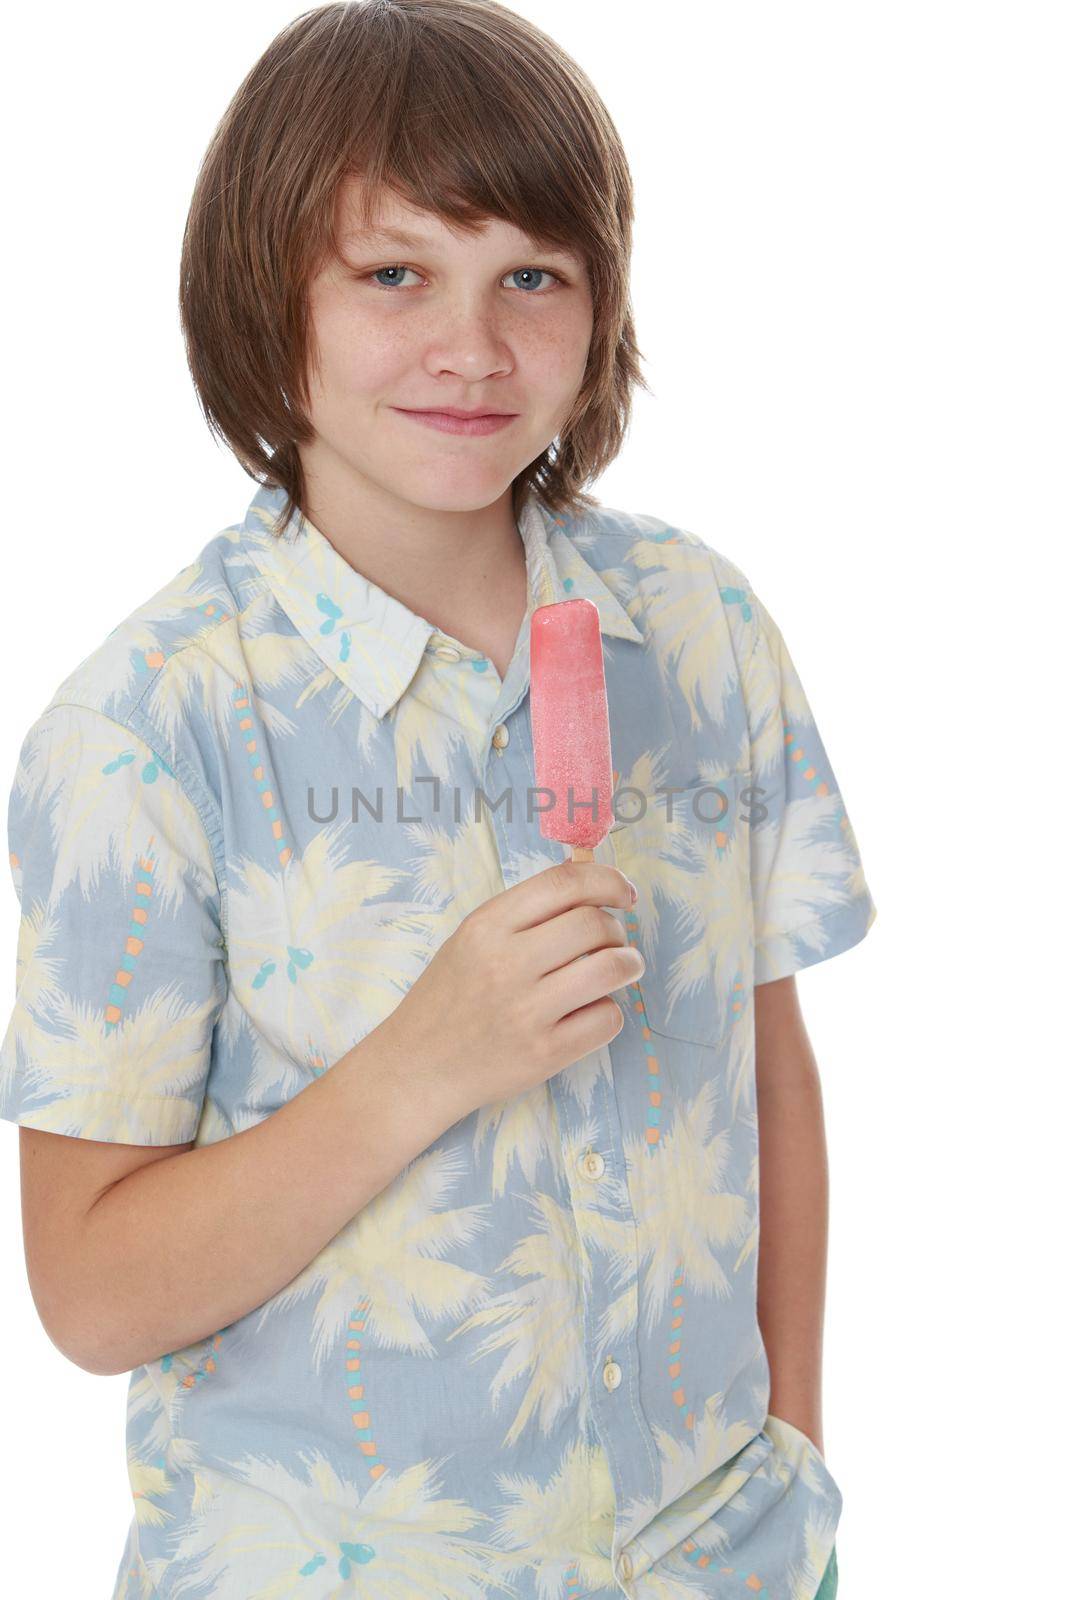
[339,328,409,392]
[518,314,593,410]
[526,306,591,369]
[308,301,407,401]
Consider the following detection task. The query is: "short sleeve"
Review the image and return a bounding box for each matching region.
[0,702,228,1143]
[739,589,878,984]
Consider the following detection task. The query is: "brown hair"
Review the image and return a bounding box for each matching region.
[178,0,648,536]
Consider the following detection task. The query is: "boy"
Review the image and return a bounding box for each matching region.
[0,4,873,1597]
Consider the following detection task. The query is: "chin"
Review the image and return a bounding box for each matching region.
[385,465,523,514]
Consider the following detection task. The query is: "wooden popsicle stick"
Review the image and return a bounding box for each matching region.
[570,846,595,862]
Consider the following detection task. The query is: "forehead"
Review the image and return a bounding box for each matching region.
[334,178,580,260]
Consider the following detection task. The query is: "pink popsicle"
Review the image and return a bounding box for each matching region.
[529,598,615,860]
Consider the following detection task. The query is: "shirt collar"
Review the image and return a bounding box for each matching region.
[238,480,644,720]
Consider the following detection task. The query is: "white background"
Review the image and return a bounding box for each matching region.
[1,1,1063,1593]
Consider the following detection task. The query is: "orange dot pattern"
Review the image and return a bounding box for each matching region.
[346,1296,387,1482]
[103,840,156,1033]
[232,682,292,868]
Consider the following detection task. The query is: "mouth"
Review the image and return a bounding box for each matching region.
[391,408,519,437]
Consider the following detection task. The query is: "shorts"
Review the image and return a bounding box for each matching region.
[814,1546,839,1600]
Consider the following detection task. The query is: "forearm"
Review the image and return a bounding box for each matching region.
[66,1010,468,1376]
[754,990,830,1456]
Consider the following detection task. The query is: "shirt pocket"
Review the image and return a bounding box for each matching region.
[604,770,754,1049]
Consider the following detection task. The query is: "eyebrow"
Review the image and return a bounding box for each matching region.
[347,227,431,250]
[344,225,579,260]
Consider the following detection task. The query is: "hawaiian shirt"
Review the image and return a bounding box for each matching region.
[0,478,876,1599]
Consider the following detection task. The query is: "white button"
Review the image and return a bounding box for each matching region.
[580,1150,605,1180]
[435,645,461,661]
[618,1550,634,1582]
[603,1358,622,1391]
[491,723,509,749]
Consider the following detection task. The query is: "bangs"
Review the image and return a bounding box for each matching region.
[325,22,615,271]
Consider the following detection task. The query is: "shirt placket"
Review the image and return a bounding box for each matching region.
[556,1042,661,1591]
[473,660,660,1595]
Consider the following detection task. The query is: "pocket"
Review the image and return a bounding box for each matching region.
[763,1411,843,1512]
[606,771,753,1047]
[764,1410,832,1475]
[621,1425,775,1581]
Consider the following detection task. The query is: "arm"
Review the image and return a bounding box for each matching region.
[754,973,830,1457]
[54,1008,468,1377]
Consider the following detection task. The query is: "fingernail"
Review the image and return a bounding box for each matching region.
[625,876,639,903]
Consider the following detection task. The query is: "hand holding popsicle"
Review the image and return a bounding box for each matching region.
[377,600,642,1121]
[381,860,644,1122]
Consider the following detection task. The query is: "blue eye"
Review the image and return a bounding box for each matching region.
[505,267,559,292]
[365,264,561,292]
[371,265,418,288]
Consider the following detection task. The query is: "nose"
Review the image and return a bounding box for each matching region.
[423,296,514,382]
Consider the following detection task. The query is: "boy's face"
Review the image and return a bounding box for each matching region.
[300,179,595,513]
